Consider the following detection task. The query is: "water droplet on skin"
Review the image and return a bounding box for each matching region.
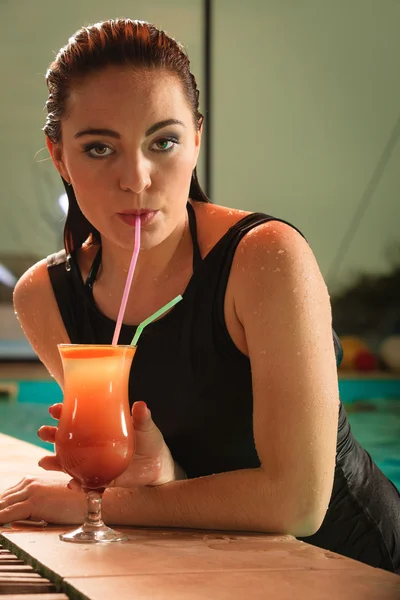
[274,267,281,272]
[277,249,285,254]
[292,288,298,293]
[210,210,216,215]
[260,350,267,355]
[260,266,265,270]
[228,211,233,215]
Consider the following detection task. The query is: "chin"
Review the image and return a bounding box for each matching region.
[117,228,165,252]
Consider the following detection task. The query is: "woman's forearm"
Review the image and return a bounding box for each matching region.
[102,467,319,537]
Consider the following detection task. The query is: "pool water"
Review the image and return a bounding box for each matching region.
[345,398,400,491]
[0,381,62,452]
[0,382,399,491]
[0,401,55,451]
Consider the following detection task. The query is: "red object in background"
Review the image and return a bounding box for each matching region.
[353,350,378,372]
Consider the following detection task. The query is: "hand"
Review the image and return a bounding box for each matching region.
[0,477,85,525]
[38,401,186,489]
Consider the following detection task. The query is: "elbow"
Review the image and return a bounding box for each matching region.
[285,509,326,538]
[255,508,326,538]
[254,467,332,537]
[283,492,330,537]
[262,484,330,538]
[253,498,328,538]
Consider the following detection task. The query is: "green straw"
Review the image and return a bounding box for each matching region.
[130,295,183,346]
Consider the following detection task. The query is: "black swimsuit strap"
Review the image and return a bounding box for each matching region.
[187,202,202,270]
[84,245,102,295]
[84,203,202,292]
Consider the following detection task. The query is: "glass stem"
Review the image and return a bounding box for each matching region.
[84,490,104,529]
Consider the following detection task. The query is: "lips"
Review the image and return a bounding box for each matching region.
[117,210,158,226]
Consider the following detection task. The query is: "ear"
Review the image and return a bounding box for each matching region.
[45,137,71,183]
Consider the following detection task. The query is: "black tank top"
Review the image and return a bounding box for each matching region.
[47,203,399,573]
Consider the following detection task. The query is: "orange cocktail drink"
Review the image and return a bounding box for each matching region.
[55,344,136,543]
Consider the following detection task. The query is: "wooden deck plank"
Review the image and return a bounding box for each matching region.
[0,595,69,600]
[64,570,400,600]
[0,555,24,561]
[0,539,60,597]
[0,572,43,580]
[0,584,56,595]
[0,564,34,572]
[1,527,373,579]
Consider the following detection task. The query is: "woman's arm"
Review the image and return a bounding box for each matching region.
[103,220,339,536]
[13,259,69,387]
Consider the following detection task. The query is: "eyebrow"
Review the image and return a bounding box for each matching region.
[74,119,185,139]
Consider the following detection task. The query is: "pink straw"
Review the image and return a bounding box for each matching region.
[112,216,141,345]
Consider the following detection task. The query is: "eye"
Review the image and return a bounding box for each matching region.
[151,137,178,152]
[83,143,114,158]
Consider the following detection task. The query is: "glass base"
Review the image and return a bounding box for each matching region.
[60,524,128,544]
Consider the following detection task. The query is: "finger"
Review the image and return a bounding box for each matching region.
[38,456,64,472]
[37,425,57,443]
[0,486,29,510]
[67,479,84,493]
[49,403,62,420]
[132,401,155,432]
[0,476,36,500]
[0,502,31,525]
[132,402,165,457]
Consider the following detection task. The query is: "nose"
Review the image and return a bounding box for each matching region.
[119,153,151,194]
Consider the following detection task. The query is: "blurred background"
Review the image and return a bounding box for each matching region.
[0,1,399,487]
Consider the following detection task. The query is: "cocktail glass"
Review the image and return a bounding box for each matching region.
[55,344,136,543]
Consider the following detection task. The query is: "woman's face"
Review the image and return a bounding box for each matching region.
[47,66,201,250]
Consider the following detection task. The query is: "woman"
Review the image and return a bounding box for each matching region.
[0,19,399,573]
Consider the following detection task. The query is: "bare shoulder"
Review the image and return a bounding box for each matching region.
[13,258,69,386]
[193,201,250,220]
[233,219,329,306]
[191,201,251,257]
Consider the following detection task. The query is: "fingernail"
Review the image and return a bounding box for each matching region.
[134,400,147,410]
